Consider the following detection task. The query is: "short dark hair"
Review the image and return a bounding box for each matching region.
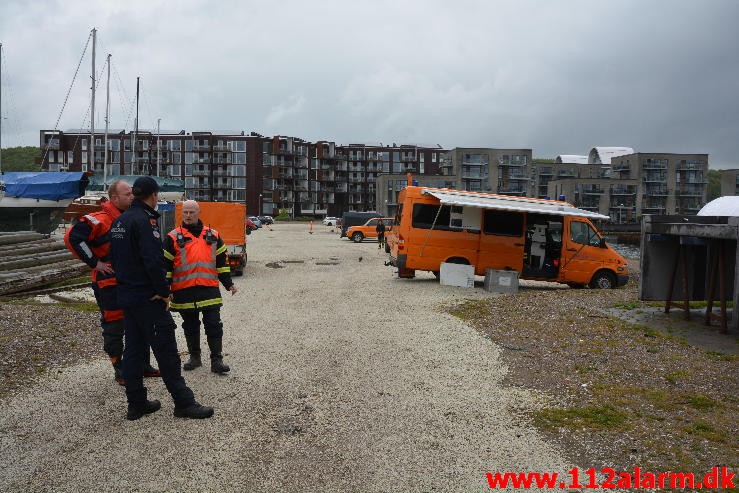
[132,176,160,199]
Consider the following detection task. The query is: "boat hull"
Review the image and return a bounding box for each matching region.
[0,197,73,234]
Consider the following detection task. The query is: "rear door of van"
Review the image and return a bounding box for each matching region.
[477,209,525,273]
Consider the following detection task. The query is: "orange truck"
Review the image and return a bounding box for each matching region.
[174,201,247,276]
[345,217,394,243]
[386,186,629,288]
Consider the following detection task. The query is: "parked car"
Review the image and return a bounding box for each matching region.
[249,216,263,228]
[258,215,274,225]
[322,216,339,226]
[245,217,257,233]
[346,217,394,243]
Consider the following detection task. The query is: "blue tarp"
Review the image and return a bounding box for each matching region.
[2,172,88,201]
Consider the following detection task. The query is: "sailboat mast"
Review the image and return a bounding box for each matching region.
[103,53,111,184]
[90,28,96,173]
[133,76,139,174]
[156,118,161,177]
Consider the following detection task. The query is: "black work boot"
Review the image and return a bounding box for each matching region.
[183,331,202,371]
[143,349,161,378]
[207,337,230,374]
[127,399,161,421]
[111,356,124,386]
[173,402,214,419]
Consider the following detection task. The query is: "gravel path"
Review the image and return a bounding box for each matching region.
[0,223,572,492]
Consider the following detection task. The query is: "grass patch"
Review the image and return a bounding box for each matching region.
[683,394,720,410]
[533,405,628,430]
[613,300,643,310]
[665,369,690,384]
[705,350,738,362]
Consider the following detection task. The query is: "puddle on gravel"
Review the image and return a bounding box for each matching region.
[282,260,305,264]
[265,262,284,269]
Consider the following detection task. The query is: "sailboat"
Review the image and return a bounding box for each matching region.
[0,41,88,234]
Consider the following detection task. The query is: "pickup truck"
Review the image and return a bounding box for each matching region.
[346,217,393,243]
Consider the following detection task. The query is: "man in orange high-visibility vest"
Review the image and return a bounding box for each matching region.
[65,180,160,385]
[163,200,237,374]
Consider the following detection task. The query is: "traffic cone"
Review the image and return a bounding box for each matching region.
[309,221,313,234]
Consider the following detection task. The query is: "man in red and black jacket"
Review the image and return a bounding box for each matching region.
[65,180,159,385]
[163,200,237,374]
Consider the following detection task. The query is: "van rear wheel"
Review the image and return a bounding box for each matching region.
[352,232,364,243]
[589,270,616,289]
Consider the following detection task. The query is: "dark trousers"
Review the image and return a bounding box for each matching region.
[122,300,195,408]
[181,307,224,340]
[93,284,124,358]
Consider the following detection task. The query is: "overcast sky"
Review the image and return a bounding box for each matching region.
[1,0,738,167]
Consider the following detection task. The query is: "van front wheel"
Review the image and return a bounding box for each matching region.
[589,270,616,289]
[352,232,364,243]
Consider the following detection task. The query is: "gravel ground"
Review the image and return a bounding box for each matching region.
[451,267,738,476]
[0,223,576,492]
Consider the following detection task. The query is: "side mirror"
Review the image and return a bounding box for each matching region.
[599,237,606,248]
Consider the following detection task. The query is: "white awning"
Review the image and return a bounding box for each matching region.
[422,189,610,220]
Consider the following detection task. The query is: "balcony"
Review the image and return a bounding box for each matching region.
[582,187,603,195]
[642,161,666,170]
[676,190,703,197]
[642,175,666,183]
[192,169,210,177]
[192,144,211,151]
[610,187,637,196]
[643,188,669,196]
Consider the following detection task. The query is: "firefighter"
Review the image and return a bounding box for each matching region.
[109,177,213,420]
[65,180,160,385]
[163,200,237,374]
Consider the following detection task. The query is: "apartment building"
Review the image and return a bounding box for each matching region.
[545,150,709,221]
[40,130,447,218]
[439,147,533,195]
[720,169,739,196]
[376,174,456,218]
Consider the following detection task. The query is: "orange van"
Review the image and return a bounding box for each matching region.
[386,186,629,288]
[346,217,394,243]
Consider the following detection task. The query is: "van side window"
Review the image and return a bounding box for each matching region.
[570,221,600,246]
[483,210,523,236]
[394,204,403,225]
[412,204,455,231]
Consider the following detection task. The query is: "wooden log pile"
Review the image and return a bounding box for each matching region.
[0,231,89,296]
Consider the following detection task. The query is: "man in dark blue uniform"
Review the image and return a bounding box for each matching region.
[109,176,213,421]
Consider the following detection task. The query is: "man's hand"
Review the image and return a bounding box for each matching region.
[150,293,173,310]
[94,261,114,275]
[228,285,238,296]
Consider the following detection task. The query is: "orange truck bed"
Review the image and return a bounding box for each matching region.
[174,201,247,275]
[174,202,246,245]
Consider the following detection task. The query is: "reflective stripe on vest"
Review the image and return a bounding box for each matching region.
[168,226,220,291]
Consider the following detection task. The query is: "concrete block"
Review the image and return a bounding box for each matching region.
[484,269,519,293]
[440,262,475,288]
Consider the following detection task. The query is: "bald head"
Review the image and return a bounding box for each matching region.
[182,200,201,225]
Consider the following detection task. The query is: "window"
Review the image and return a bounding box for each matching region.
[483,210,523,236]
[228,141,246,152]
[185,152,194,164]
[411,204,457,231]
[81,151,87,164]
[570,221,600,246]
[168,140,182,151]
[185,140,194,151]
[168,165,181,177]
[232,153,246,164]
[81,139,88,150]
[172,152,182,164]
[230,165,246,176]
[67,151,73,163]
